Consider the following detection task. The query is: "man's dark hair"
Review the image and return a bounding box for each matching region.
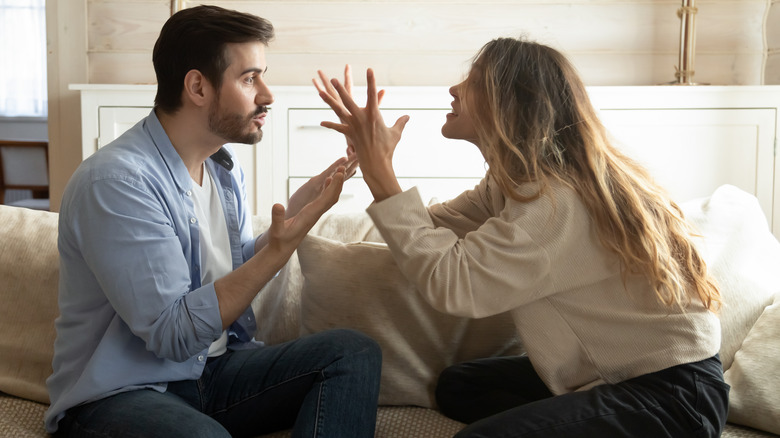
[152,5,274,113]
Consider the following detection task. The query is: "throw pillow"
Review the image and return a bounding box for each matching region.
[296,234,521,408]
[250,211,383,345]
[680,185,780,371]
[723,296,780,434]
[0,206,60,404]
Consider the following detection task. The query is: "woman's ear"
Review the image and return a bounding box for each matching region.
[182,69,212,108]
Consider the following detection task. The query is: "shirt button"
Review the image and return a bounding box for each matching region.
[186,190,192,197]
[190,217,197,224]
[198,355,205,362]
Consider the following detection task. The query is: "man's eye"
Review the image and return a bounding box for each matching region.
[245,76,255,84]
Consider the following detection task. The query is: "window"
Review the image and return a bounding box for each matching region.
[0,0,47,118]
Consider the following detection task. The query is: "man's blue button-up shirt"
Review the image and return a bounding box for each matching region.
[45,110,260,432]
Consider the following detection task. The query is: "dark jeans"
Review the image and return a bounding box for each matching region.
[55,329,382,438]
[436,354,729,438]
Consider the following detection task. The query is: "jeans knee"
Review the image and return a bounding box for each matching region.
[324,328,382,369]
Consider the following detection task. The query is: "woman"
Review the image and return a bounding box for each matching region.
[314,38,729,438]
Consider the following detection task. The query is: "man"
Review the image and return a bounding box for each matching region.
[45,5,382,437]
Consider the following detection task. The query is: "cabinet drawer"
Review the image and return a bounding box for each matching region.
[289,176,482,214]
[288,109,486,178]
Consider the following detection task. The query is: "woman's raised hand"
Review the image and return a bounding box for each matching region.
[315,68,408,201]
[313,65,386,160]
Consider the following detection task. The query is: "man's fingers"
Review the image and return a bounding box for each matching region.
[323,157,348,175]
[345,159,359,178]
[269,203,286,234]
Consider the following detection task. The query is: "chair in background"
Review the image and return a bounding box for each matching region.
[0,140,50,211]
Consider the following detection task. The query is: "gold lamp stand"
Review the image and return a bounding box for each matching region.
[673,0,704,85]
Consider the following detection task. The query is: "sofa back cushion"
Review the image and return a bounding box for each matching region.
[0,205,59,404]
[296,235,521,407]
[679,185,780,371]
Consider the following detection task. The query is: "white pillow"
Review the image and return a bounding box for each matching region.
[723,296,780,434]
[296,234,521,407]
[680,185,780,371]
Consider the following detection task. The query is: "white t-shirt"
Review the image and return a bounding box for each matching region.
[191,164,232,357]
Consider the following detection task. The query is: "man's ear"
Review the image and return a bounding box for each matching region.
[182,69,212,108]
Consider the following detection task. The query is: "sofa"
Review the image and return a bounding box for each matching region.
[1,184,779,437]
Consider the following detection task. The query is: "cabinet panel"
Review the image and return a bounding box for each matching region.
[98,106,150,148]
[73,84,780,238]
[599,108,775,222]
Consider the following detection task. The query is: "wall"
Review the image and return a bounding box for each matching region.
[87,0,768,87]
[768,0,780,84]
[47,0,772,211]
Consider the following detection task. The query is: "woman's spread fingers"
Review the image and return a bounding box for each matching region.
[312,77,324,94]
[330,78,362,115]
[366,68,378,110]
[318,70,339,96]
[344,64,353,95]
[320,120,349,135]
[318,91,351,119]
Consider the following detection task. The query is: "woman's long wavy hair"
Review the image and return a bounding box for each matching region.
[464,37,720,311]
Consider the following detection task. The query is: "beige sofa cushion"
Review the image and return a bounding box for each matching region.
[724,296,780,435]
[251,212,384,345]
[296,234,521,407]
[0,206,59,404]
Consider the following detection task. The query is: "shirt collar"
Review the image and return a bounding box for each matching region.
[145,109,199,194]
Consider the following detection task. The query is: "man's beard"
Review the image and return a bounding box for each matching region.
[208,98,267,145]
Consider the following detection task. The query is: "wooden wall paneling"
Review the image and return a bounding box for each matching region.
[89,52,156,84]
[570,52,766,86]
[86,0,767,87]
[83,1,770,55]
[87,48,767,87]
[46,0,89,212]
[767,54,780,84]
[87,1,169,52]
[766,0,780,84]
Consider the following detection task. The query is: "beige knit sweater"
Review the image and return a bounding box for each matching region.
[366,177,720,395]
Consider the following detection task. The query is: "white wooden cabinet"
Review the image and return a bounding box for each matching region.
[71,84,780,238]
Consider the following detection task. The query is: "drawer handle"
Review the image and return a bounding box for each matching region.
[296,125,329,130]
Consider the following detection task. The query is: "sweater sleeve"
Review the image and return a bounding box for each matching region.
[366,185,553,318]
[426,177,494,238]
